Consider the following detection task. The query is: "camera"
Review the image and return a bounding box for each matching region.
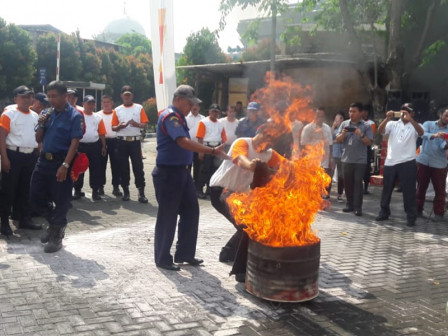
[393,111,403,118]
[344,126,356,132]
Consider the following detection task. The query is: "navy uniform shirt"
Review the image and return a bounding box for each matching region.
[42,103,83,154]
[156,105,193,166]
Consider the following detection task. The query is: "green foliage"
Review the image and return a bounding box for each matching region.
[420,40,447,67]
[177,28,226,85]
[142,97,159,130]
[241,20,261,46]
[0,19,37,98]
[115,33,152,57]
[242,38,279,61]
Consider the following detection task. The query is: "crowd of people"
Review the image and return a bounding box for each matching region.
[1,82,448,278]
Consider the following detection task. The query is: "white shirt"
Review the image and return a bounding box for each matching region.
[210,138,274,192]
[185,112,204,142]
[113,103,147,136]
[81,112,104,143]
[219,117,239,145]
[196,117,225,143]
[0,107,38,148]
[96,110,116,138]
[384,120,421,166]
[300,122,333,168]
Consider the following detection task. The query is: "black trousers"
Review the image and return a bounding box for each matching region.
[99,138,121,187]
[342,162,366,211]
[30,158,73,227]
[210,187,244,257]
[363,147,373,187]
[0,149,38,220]
[74,141,102,191]
[199,153,220,191]
[116,139,145,188]
[192,152,202,191]
[152,165,199,266]
[380,160,417,222]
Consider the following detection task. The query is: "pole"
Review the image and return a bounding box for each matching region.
[56,34,61,81]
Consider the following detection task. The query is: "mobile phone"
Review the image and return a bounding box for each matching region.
[344,126,356,132]
[393,111,402,118]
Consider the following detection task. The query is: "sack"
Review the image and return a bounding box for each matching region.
[70,153,89,181]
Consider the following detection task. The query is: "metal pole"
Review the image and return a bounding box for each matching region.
[56,34,61,81]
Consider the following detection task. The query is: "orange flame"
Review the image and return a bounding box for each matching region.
[227,72,330,247]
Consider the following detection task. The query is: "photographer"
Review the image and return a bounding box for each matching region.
[375,104,423,226]
[335,102,373,216]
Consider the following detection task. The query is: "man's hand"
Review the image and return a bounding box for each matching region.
[385,110,394,119]
[248,158,261,172]
[101,146,107,157]
[198,152,204,161]
[1,156,10,173]
[56,165,68,182]
[128,120,140,127]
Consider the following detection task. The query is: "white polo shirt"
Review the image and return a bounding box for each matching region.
[301,122,333,168]
[196,117,226,144]
[0,107,38,148]
[96,110,116,138]
[186,112,204,142]
[112,103,148,137]
[384,120,421,166]
[219,117,239,145]
[81,112,106,143]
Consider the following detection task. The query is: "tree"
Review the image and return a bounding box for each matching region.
[115,33,152,57]
[0,19,36,98]
[177,28,227,88]
[299,0,448,114]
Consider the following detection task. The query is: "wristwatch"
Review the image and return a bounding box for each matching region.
[62,162,70,168]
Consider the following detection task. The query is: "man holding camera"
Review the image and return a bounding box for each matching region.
[335,102,373,216]
[375,104,423,226]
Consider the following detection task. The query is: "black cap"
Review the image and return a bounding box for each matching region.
[173,85,202,104]
[35,92,49,106]
[13,85,33,97]
[83,95,95,103]
[67,88,78,96]
[209,104,220,112]
[120,85,133,94]
[401,103,414,112]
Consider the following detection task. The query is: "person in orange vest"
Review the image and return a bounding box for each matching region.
[73,95,106,201]
[0,86,41,236]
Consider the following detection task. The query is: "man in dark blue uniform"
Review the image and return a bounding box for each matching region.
[152,85,228,271]
[30,81,84,253]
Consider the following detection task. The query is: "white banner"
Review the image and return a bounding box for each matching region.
[150,0,177,113]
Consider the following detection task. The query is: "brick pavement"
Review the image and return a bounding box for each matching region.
[0,138,448,335]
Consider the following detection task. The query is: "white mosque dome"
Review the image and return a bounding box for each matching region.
[99,17,146,43]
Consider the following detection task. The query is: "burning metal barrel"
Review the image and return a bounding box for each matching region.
[245,239,320,302]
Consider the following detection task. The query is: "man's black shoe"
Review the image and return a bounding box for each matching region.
[122,187,130,201]
[157,263,181,271]
[92,190,102,201]
[18,218,42,230]
[138,188,148,203]
[98,186,105,196]
[375,214,389,221]
[73,190,84,200]
[235,273,246,283]
[112,186,123,196]
[1,219,13,236]
[354,210,363,216]
[342,207,354,213]
[197,191,207,199]
[219,249,235,263]
[174,257,204,266]
[407,220,416,227]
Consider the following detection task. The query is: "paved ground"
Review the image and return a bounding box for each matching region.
[1,138,448,335]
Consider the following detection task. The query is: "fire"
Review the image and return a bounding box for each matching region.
[227,72,330,247]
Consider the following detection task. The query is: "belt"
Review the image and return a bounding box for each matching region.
[117,136,139,141]
[6,145,36,154]
[41,152,66,161]
[204,141,221,147]
[157,164,191,170]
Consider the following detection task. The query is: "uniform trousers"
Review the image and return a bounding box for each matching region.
[334,157,344,195]
[30,157,73,227]
[379,160,417,222]
[363,146,373,187]
[210,186,244,259]
[0,149,38,221]
[192,152,202,191]
[342,162,366,211]
[416,162,447,216]
[74,141,102,192]
[199,153,220,192]
[152,165,199,266]
[116,139,145,189]
[99,138,120,187]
